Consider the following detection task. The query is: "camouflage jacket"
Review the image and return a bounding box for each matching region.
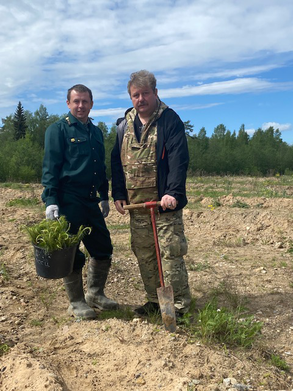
[111,105,189,212]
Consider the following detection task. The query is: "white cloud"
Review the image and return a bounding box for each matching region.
[262,122,292,132]
[160,78,292,99]
[91,107,126,120]
[245,122,292,137]
[0,0,293,141]
[245,128,256,136]
[1,1,293,98]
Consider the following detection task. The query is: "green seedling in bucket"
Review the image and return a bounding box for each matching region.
[24,216,92,279]
[24,216,91,252]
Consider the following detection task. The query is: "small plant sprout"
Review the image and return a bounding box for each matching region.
[24,216,91,252]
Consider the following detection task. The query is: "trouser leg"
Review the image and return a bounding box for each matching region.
[130,209,191,312]
[130,210,160,303]
[157,210,191,312]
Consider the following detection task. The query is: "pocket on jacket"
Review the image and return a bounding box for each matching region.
[67,137,88,157]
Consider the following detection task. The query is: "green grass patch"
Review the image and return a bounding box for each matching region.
[30,319,44,327]
[6,197,40,207]
[189,261,211,272]
[0,182,34,190]
[0,262,9,281]
[186,175,293,199]
[193,300,262,348]
[231,200,250,208]
[97,306,134,321]
[269,353,290,371]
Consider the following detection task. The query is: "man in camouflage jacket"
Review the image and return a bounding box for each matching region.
[111,70,191,317]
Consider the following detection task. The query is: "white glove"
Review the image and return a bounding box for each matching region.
[46,205,59,220]
[100,200,110,218]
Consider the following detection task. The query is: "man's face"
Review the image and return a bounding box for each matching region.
[67,90,93,123]
[130,85,158,119]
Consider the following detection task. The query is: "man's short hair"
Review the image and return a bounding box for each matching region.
[67,84,93,102]
[127,70,157,95]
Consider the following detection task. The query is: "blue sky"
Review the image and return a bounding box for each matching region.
[1,0,293,143]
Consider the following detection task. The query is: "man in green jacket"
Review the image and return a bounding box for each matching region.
[42,84,118,319]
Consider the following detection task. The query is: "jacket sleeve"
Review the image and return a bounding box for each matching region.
[161,110,189,203]
[97,177,109,201]
[41,123,65,207]
[111,133,127,201]
[96,128,109,201]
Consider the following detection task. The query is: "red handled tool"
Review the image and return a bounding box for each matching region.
[124,201,176,332]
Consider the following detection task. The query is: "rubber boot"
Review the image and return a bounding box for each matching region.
[63,269,97,319]
[85,258,119,310]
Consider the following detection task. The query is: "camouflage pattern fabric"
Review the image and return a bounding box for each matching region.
[120,100,168,204]
[130,208,191,312]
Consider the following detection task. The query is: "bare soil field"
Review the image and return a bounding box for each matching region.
[1,177,293,391]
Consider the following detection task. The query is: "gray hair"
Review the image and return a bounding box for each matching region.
[127,70,157,95]
[67,84,93,102]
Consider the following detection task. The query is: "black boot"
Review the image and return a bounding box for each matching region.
[85,258,119,310]
[63,269,97,319]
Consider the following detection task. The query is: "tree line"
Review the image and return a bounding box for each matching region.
[0,102,292,183]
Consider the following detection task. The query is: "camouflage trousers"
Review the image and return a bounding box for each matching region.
[130,209,191,312]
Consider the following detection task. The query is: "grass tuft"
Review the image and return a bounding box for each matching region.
[6,197,40,207]
[193,300,263,348]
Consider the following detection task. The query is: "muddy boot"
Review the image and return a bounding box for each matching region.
[63,269,97,319]
[85,258,119,310]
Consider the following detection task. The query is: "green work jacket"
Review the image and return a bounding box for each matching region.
[41,112,108,207]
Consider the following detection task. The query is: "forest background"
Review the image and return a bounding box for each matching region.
[0,102,292,183]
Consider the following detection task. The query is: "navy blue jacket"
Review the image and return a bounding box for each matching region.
[111,107,189,212]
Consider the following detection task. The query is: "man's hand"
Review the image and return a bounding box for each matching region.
[114,200,127,215]
[100,200,110,218]
[160,195,177,211]
[46,205,59,220]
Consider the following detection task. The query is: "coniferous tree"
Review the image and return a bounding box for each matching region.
[184,120,194,136]
[13,102,27,140]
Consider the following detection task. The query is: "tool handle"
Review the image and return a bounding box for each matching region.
[150,207,165,288]
[123,201,161,210]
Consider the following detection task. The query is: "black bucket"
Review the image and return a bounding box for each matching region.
[33,245,77,279]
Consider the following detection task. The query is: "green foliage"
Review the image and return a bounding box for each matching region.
[104,124,117,178]
[0,343,10,356]
[231,200,250,208]
[97,306,134,321]
[194,300,263,348]
[2,103,293,182]
[0,136,44,182]
[24,216,91,252]
[187,123,293,176]
[189,261,210,271]
[0,262,9,281]
[6,197,39,207]
[184,120,194,136]
[13,101,27,140]
[269,353,290,371]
